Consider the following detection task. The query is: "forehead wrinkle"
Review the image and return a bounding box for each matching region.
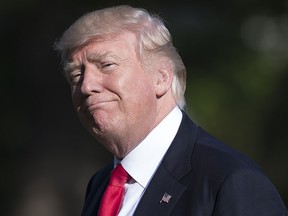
[86,50,122,63]
[87,51,109,62]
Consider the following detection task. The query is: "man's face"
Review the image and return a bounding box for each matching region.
[66,32,158,156]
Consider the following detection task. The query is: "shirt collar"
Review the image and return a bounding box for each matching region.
[116,106,182,189]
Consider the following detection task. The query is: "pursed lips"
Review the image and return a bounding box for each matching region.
[81,99,115,114]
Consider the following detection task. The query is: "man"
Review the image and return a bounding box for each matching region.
[55,5,287,216]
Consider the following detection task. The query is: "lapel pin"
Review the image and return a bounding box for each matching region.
[160,192,172,203]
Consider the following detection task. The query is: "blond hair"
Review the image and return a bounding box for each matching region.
[55,5,186,109]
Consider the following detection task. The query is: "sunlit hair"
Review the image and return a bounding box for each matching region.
[54,5,186,109]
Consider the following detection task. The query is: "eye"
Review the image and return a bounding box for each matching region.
[69,65,85,85]
[102,62,115,69]
[67,71,80,85]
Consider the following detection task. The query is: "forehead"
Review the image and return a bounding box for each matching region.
[70,32,138,61]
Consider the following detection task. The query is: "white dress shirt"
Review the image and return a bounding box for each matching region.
[117,106,183,216]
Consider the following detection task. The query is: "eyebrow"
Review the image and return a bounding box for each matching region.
[64,51,122,73]
[86,51,121,62]
[64,61,81,74]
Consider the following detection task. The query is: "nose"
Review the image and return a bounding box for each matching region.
[80,65,103,96]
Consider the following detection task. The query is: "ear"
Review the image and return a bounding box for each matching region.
[153,58,174,97]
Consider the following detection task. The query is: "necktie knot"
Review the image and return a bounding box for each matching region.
[98,164,130,216]
[109,164,130,186]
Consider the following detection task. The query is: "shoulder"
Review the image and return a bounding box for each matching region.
[190,125,267,185]
[172,111,265,181]
[181,116,287,215]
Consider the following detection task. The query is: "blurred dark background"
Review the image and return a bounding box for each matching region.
[1,0,287,215]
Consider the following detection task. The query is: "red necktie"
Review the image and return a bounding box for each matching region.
[98,164,130,216]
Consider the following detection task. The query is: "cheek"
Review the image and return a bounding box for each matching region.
[125,77,155,108]
[71,87,81,109]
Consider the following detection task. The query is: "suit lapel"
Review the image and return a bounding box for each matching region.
[82,163,113,216]
[133,163,186,215]
[134,112,199,215]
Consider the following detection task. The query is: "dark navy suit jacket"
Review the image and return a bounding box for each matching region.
[81,112,288,215]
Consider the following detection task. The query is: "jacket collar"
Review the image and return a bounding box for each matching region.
[133,111,198,215]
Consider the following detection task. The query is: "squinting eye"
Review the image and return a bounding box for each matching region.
[69,65,85,85]
[69,70,83,85]
[102,62,115,68]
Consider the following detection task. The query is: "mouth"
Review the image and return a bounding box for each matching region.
[77,100,116,131]
[90,99,114,108]
[79,100,114,114]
